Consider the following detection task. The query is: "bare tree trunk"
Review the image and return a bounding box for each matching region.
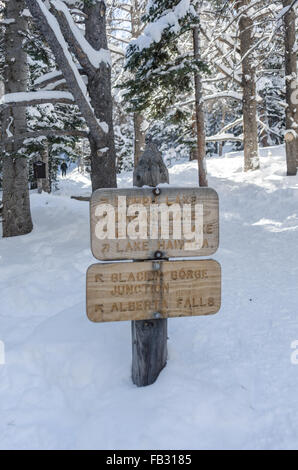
[2,0,33,238]
[42,141,51,193]
[259,95,270,148]
[283,0,298,176]
[131,1,146,168]
[133,113,146,167]
[84,1,117,191]
[193,27,208,187]
[238,1,260,171]
[190,112,198,161]
[219,107,226,156]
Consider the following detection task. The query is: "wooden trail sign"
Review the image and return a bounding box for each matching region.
[87,260,221,323]
[90,187,219,261]
[87,144,221,387]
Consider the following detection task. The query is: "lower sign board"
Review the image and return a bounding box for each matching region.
[90,187,219,261]
[86,260,221,323]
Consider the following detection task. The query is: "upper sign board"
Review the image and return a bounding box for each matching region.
[90,187,219,261]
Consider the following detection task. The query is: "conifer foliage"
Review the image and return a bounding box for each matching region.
[123,0,209,122]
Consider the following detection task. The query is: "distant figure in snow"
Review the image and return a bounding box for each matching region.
[61,162,68,177]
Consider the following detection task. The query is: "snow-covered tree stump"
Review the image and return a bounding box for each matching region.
[133,142,169,188]
[132,143,169,387]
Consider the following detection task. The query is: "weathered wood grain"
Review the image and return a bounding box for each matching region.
[90,187,219,261]
[131,319,168,387]
[131,144,169,387]
[86,260,221,323]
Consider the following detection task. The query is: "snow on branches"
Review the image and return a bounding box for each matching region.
[132,0,197,51]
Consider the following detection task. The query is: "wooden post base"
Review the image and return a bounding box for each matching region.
[132,318,168,387]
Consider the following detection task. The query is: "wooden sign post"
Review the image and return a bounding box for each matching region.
[86,144,221,387]
[132,145,169,386]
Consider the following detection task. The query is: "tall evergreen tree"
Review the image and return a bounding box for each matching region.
[123,0,208,119]
[122,0,209,184]
[1,0,33,237]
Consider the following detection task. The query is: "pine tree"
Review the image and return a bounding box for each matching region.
[122,0,209,184]
[123,0,208,119]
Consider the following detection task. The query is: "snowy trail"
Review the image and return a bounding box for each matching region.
[0,145,298,450]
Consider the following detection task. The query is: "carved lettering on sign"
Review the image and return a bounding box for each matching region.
[87,260,221,323]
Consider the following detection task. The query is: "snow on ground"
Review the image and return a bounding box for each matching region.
[54,168,92,198]
[1,145,298,450]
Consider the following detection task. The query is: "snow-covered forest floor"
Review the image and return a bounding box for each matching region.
[1,145,298,450]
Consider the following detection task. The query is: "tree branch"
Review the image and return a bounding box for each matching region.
[108,34,130,44]
[33,67,85,88]
[1,129,89,146]
[206,134,243,142]
[26,0,106,145]
[0,91,74,107]
[109,43,125,56]
[204,91,243,102]
[200,26,242,86]
[220,117,243,133]
[34,70,64,88]
[50,0,96,77]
